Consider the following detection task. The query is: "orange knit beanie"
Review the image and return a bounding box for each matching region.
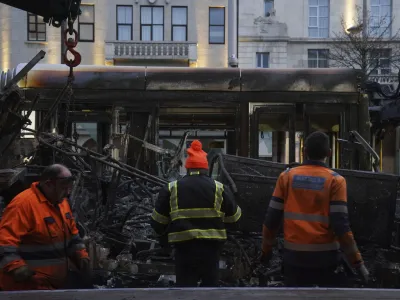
[185,140,209,169]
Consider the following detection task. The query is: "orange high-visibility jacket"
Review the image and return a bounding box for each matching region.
[0,182,89,290]
[262,161,363,268]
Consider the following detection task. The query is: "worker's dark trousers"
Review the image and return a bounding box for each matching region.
[283,263,347,287]
[174,240,222,287]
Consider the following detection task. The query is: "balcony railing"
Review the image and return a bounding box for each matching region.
[105,41,197,62]
[369,75,399,84]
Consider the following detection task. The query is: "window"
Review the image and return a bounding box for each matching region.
[209,7,225,44]
[256,53,269,68]
[172,7,188,41]
[370,0,392,37]
[117,5,133,40]
[141,6,164,41]
[78,4,95,42]
[370,49,391,75]
[264,0,274,17]
[27,13,46,41]
[308,0,329,38]
[308,49,329,68]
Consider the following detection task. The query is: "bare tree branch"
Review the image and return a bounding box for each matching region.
[328,5,400,84]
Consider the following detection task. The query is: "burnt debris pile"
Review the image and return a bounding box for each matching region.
[1,129,400,288]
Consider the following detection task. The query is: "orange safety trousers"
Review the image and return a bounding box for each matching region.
[0,182,89,290]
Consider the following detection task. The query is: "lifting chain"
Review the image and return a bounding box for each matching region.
[60,15,81,163]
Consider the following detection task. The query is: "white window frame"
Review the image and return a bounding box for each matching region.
[370,48,391,75]
[370,0,392,37]
[308,49,329,68]
[308,0,329,38]
[256,52,269,68]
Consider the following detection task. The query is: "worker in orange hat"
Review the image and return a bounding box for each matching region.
[151,140,241,287]
[0,164,90,290]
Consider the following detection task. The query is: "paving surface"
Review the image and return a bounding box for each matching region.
[1,288,400,300]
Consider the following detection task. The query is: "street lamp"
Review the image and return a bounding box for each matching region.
[346,23,363,35]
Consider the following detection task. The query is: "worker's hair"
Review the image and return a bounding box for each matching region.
[304,131,330,160]
[39,164,67,181]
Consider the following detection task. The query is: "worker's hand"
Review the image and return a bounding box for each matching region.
[355,262,369,284]
[79,258,91,275]
[11,265,35,282]
[258,251,272,265]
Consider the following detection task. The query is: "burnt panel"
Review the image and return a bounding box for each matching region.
[222,154,286,177]
[21,65,146,90]
[241,68,362,93]
[335,169,398,247]
[145,67,241,92]
[226,174,277,233]
[218,154,399,247]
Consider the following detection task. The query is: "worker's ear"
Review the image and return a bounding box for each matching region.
[327,148,332,158]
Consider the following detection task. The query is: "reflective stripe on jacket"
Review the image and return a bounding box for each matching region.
[151,172,241,243]
[0,182,89,291]
[262,160,362,268]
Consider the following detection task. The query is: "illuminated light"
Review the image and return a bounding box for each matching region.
[344,0,356,31]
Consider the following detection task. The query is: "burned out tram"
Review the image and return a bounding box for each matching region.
[2,59,400,298]
[5,64,366,174]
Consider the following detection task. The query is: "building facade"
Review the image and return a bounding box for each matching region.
[238,0,400,72]
[238,0,400,174]
[0,0,230,69]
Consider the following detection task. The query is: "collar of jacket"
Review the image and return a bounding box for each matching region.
[31,182,50,203]
[187,169,208,176]
[302,160,328,167]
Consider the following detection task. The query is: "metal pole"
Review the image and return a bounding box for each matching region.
[61,21,67,64]
[362,0,368,38]
[228,0,238,67]
[358,0,372,170]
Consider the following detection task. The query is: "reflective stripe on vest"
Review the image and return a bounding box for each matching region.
[168,229,227,243]
[224,206,242,223]
[284,211,336,252]
[284,211,329,224]
[151,209,170,224]
[0,234,86,268]
[284,241,340,251]
[169,180,225,221]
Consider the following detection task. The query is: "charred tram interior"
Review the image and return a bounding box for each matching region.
[19,65,362,172]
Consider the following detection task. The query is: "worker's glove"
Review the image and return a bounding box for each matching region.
[355,262,369,285]
[258,251,272,265]
[11,265,35,282]
[79,258,91,275]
